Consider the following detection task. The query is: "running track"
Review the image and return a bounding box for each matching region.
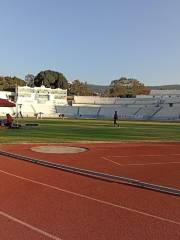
[0,142,179,240]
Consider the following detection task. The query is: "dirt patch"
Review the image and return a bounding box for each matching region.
[31,145,88,154]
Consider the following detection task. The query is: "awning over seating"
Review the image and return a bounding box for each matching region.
[0,99,16,107]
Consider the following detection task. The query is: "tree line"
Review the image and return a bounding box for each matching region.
[0,76,25,91]
[0,70,149,97]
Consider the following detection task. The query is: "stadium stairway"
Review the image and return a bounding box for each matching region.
[150,106,163,119]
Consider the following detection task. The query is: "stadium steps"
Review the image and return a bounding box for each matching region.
[150,106,163,119]
[134,107,142,115]
[78,107,100,118]
[31,104,37,116]
[97,107,101,118]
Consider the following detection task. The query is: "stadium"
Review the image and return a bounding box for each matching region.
[1,85,180,121]
[1,0,180,239]
[0,83,180,239]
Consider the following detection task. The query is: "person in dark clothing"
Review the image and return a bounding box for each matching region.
[113,111,119,127]
[5,113,13,128]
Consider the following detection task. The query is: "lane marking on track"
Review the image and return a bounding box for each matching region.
[111,153,180,158]
[0,210,62,240]
[102,157,180,167]
[0,169,180,226]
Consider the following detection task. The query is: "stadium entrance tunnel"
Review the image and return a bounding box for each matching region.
[31,146,88,154]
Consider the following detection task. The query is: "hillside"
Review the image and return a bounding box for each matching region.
[147,85,180,90]
[88,84,109,93]
[88,84,180,93]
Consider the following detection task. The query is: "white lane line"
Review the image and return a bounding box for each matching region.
[0,210,62,240]
[111,153,180,158]
[108,155,164,158]
[102,157,180,166]
[101,157,125,166]
[0,169,180,226]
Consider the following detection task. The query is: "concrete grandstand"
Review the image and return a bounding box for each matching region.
[57,91,180,120]
[1,87,180,120]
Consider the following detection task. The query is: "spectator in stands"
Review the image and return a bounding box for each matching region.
[5,113,13,128]
[113,111,119,127]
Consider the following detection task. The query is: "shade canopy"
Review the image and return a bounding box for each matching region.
[0,99,16,107]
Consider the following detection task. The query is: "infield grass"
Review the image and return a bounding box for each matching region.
[0,118,180,143]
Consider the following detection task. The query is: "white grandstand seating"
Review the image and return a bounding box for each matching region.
[15,100,180,121]
[74,96,116,105]
[150,89,180,96]
[152,104,180,120]
[54,104,180,120]
[78,107,99,118]
[98,106,140,119]
[115,98,136,105]
[2,85,180,121]
[74,96,160,106]
[94,98,115,105]
[163,98,180,104]
[118,106,140,115]
[8,89,180,121]
[134,99,159,105]
[136,106,160,117]
[56,106,79,117]
[20,104,35,117]
[98,106,118,118]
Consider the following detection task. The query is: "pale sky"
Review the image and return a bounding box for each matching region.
[0,0,180,86]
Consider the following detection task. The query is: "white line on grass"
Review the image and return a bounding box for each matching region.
[0,169,179,226]
[0,210,62,240]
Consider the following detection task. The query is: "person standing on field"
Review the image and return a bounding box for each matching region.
[113,111,119,127]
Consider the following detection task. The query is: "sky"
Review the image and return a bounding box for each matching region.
[0,0,180,86]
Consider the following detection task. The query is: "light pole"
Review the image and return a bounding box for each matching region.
[16,104,22,126]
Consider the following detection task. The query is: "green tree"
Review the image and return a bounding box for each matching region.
[34,70,68,89]
[25,74,35,87]
[68,80,93,96]
[108,77,149,97]
[0,76,25,91]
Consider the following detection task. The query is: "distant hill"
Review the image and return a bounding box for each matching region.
[88,84,180,93]
[147,85,180,90]
[87,84,109,93]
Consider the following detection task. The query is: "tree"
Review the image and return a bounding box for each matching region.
[25,74,35,87]
[34,70,68,89]
[0,76,25,91]
[68,80,93,96]
[107,77,149,97]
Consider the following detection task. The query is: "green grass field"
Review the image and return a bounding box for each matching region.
[1,118,180,143]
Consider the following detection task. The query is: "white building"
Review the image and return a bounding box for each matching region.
[17,85,67,105]
[16,85,68,117]
[0,91,15,101]
[150,89,180,98]
[0,91,16,116]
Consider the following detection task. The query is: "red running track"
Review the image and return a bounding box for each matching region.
[0,142,179,240]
